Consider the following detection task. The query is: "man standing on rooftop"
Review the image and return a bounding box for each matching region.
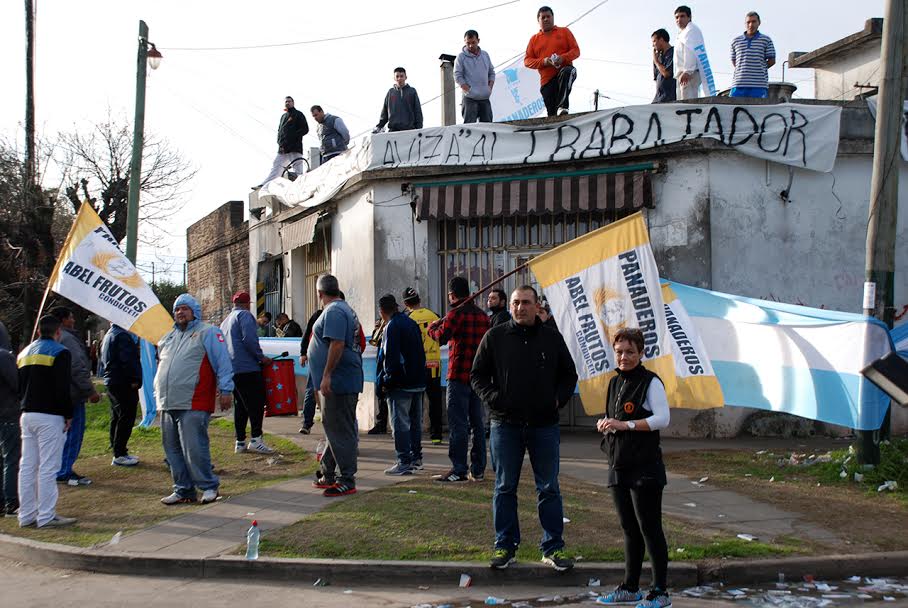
[524,6,580,117]
[311,106,351,164]
[729,11,776,98]
[260,96,309,185]
[674,5,712,100]
[455,30,496,123]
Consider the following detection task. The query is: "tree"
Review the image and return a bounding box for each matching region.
[152,278,186,314]
[0,140,62,347]
[57,111,197,245]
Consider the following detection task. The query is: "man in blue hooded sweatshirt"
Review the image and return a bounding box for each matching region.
[154,294,234,505]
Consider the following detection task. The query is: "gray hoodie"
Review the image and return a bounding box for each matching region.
[454,46,496,101]
[59,327,95,402]
[0,321,19,422]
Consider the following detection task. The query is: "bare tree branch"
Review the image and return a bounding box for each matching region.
[55,108,197,245]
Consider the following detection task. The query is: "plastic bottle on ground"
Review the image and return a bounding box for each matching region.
[246,520,260,560]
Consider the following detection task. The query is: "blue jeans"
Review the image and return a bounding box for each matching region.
[56,401,85,479]
[302,375,317,427]
[446,380,486,477]
[0,420,20,511]
[490,421,564,555]
[161,409,219,497]
[388,389,424,465]
[730,86,768,98]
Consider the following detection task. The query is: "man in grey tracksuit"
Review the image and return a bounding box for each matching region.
[454,30,496,123]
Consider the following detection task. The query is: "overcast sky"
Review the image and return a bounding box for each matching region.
[0,0,883,282]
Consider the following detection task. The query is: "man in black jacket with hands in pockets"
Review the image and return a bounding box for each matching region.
[471,285,578,572]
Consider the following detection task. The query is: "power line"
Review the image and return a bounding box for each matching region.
[163,1,520,51]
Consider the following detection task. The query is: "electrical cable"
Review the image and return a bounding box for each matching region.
[163,1,519,51]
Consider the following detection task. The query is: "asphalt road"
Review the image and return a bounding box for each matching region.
[5,558,908,607]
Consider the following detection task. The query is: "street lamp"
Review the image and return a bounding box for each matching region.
[125,21,162,264]
[147,44,163,70]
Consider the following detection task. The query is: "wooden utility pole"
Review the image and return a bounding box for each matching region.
[24,0,36,186]
[859,0,906,465]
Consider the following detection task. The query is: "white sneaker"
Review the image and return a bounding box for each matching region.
[39,515,77,528]
[235,440,247,453]
[557,107,569,116]
[160,492,196,505]
[247,437,274,454]
[200,489,219,504]
[112,455,139,467]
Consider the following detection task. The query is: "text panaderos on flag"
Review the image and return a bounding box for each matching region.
[661,283,724,409]
[529,212,682,415]
[48,202,173,344]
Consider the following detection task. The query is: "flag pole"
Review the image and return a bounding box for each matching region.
[32,201,91,339]
[448,261,531,313]
[30,280,54,341]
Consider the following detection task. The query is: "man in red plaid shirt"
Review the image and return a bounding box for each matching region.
[428,276,489,482]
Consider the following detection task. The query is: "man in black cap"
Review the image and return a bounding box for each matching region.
[403,287,444,444]
[376,294,426,475]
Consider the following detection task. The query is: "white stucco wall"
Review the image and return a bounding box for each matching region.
[708,152,907,313]
[813,46,881,101]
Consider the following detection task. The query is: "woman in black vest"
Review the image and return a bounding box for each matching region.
[596,327,671,608]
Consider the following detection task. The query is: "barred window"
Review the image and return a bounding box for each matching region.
[436,210,628,304]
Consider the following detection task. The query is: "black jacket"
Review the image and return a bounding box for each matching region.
[471,318,577,427]
[375,85,423,132]
[300,309,322,357]
[277,107,310,154]
[279,319,303,338]
[101,325,142,387]
[0,321,18,423]
[489,308,511,328]
[18,337,73,419]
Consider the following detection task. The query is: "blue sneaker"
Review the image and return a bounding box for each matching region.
[635,589,671,608]
[384,462,413,476]
[596,585,644,605]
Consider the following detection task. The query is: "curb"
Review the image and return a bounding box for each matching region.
[0,533,906,588]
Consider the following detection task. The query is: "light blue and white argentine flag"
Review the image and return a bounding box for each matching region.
[669,282,893,431]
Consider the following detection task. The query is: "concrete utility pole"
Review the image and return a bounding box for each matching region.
[125,20,150,264]
[859,0,905,465]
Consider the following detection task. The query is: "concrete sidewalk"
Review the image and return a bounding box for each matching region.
[99,413,852,560]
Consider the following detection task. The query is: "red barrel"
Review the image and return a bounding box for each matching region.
[263,359,299,417]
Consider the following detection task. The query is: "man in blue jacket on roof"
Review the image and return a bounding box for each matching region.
[220,291,273,455]
[155,294,234,505]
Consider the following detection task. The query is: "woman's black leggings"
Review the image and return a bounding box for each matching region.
[611,484,668,591]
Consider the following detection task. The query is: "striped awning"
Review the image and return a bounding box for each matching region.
[280,213,319,252]
[415,169,653,220]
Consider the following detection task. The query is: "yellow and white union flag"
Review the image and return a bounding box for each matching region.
[529,212,675,416]
[661,283,724,409]
[47,202,173,344]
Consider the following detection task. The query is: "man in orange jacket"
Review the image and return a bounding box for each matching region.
[524,6,580,117]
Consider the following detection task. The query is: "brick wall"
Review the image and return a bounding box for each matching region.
[186,201,249,325]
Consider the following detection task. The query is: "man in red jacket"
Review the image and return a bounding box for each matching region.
[524,6,580,117]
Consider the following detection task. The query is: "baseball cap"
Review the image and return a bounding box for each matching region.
[402,287,419,303]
